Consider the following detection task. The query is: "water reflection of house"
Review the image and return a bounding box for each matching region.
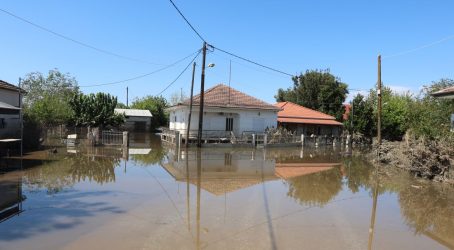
[163,148,344,195]
[0,175,24,223]
[163,149,278,195]
[167,84,280,141]
[275,101,343,136]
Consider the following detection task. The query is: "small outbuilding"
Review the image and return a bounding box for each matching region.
[275,101,343,136]
[114,108,152,132]
[431,86,454,132]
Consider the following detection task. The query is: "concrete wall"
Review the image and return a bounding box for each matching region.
[168,106,278,137]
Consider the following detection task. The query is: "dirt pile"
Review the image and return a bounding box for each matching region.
[370,138,453,182]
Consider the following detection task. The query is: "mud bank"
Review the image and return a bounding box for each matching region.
[367,138,454,183]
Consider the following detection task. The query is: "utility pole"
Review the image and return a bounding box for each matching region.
[186,62,196,147]
[377,55,382,145]
[228,60,231,105]
[18,78,23,158]
[126,87,129,107]
[197,42,207,147]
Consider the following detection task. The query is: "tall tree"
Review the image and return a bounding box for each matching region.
[344,94,375,137]
[69,92,124,128]
[21,69,79,126]
[276,69,348,120]
[131,95,168,131]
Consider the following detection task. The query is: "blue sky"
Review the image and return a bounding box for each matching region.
[1,0,453,104]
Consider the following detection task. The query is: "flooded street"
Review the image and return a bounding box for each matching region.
[0,134,453,250]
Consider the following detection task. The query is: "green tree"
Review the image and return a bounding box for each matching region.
[344,94,375,137]
[407,79,454,139]
[21,69,79,126]
[131,95,168,131]
[276,69,348,120]
[69,92,124,128]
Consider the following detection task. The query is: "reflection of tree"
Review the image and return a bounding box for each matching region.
[67,156,120,184]
[343,158,374,193]
[286,167,343,207]
[399,184,454,241]
[23,154,120,194]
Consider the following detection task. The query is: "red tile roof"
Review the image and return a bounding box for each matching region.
[0,80,25,93]
[432,86,454,98]
[275,163,340,179]
[343,104,351,121]
[275,101,343,126]
[180,84,280,110]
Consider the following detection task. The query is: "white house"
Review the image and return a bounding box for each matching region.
[114,108,153,132]
[0,80,24,140]
[166,84,280,139]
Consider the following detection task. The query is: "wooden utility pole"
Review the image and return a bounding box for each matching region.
[377,55,382,145]
[126,87,129,107]
[197,42,207,147]
[18,77,23,158]
[186,62,196,147]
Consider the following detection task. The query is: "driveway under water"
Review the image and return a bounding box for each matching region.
[0,134,453,250]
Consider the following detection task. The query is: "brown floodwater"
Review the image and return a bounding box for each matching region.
[0,134,453,250]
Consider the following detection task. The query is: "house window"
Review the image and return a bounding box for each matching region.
[225,118,233,131]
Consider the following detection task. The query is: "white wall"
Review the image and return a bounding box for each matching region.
[168,106,277,137]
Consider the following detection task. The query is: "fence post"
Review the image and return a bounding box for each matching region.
[122,131,129,148]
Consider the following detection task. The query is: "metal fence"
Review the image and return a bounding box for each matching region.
[101,131,124,145]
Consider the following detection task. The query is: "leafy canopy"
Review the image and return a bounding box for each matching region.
[276,69,348,121]
[69,92,124,127]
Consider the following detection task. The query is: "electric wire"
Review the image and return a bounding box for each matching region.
[156,49,201,95]
[0,8,164,66]
[383,34,454,59]
[168,0,206,43]
[213,46,294,77]
[79,49,201,88]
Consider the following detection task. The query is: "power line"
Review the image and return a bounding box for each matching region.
[213,46,294,77]
[168,0,206,43]
[156,49,202,95]
[383,34,454,59]
[0,8,164,66]
[79,49,201,88]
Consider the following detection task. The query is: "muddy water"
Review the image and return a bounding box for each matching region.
[0,134,453,250]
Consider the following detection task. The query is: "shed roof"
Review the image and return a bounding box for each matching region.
[114,108,152,117]
[275,101,343,126]
[432,86,454,99]
[175,84,280,111]
[0,101,20,110]
[0,80,25,93]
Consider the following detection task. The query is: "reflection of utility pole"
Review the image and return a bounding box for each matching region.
[367,168,380,250]
[377,55,382,145]
[186,148,191,231]
[197,42,208,147]
[196,148,202,249]
[186,62,196,147]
